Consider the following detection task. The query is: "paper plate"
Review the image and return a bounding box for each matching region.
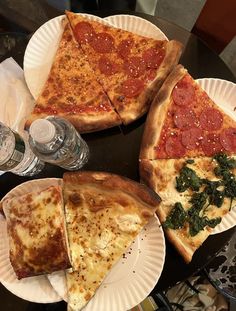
[48,216,165,311]
[23,14,111,100]
[0,178,62,303]
[104,14,168,40]
[197,78,236,235]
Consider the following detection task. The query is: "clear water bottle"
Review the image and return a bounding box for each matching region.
[28,116,89,170]
[0,122,45,176]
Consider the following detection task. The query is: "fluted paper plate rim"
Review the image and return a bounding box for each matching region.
[104,14,168,40]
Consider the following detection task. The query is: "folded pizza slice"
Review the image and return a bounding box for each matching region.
[25,20,121,133]
[2,185,71,279]
[140,64,236,160]
[63,171,161,311]
[66,11,182,124]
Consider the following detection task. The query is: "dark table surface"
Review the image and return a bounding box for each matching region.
[0,7,236,311]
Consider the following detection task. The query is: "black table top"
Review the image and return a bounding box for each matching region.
[0,9,235,311]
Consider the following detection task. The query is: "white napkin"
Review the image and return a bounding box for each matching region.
[0,57,35,175]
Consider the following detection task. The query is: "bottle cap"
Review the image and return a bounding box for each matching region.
[29,119,56,143]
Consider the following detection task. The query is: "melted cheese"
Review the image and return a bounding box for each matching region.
[3,186,70,279]
[116,214,142,232]
[64,183,154,311]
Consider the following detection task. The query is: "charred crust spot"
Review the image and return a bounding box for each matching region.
[69,193,82,205]
[141,209,153,218]
[85,293,91,301]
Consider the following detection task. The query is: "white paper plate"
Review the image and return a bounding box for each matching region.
[23,14,111,100]
[24,14,168,100]
[48,216,165,311]
[197,78,236,235]
[0,178,62,303]
[104,14,168,40]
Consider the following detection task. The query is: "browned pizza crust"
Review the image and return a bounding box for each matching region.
[140,64,187,160]
[63,171,161,215]
[25,110,121,133]
[25,20,121,133]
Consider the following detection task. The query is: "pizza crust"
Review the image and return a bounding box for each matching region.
[139,64,187,160]
[25,110,121,133]
[63,171,161,212]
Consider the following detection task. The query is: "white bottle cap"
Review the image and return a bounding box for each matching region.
[29,119,56,144]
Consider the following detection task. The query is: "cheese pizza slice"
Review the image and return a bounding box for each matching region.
[140,155,236,263]
[25,20,121,133]
[140,65,236,160]
[3,185,71,279]
[63,171,161,311]
[66,11,182,124]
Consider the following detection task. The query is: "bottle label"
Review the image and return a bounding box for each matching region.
[0,132,25,170]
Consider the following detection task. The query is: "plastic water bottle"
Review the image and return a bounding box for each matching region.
[0,122,45,176]
[28,116,89,170]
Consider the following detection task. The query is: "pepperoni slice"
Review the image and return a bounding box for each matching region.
[74,21,96,43]
[143,47,165,69]
[98,56,119,75]
[220,127,236,152]
[165,135,186,158]
[172,76,195,106]
[173,108,198,130]
[117,39,133,58]
[146,68,157,82]
[201,133,223,156]
[124,57,146,78]
[121,78,145,98]
[199,107,223,131]
[181,128,203,150]
[90,32,115,53]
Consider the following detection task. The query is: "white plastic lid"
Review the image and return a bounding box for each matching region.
[29,119,56,143]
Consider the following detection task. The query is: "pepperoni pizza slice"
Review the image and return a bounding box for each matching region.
[140,65,236,160]
[139,65,236,263]
[66,11,182,124]
[25,20,121,133]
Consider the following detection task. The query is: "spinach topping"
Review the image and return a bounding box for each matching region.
[163,202,187,230]
[176,166,202,192]
[189,215,221,237]
[204,180,224,208]
[214,153,236,209]
[163,153,236,236]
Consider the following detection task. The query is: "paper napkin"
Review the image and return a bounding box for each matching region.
[0,57,35,175]
[0,57,35,133]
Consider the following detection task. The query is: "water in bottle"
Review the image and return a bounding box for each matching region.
[0,122,45,176]
[28,116,89,170]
